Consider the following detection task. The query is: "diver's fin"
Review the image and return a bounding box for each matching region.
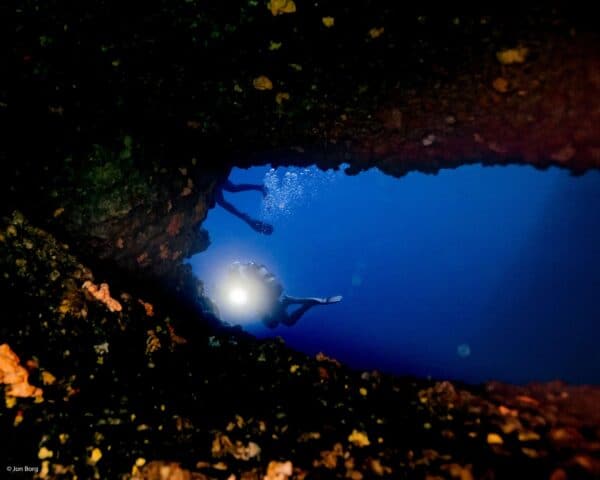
[283,296,342,306]
[310,296,343,305]
[325,295,343,304]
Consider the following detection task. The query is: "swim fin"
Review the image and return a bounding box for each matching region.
[325,295,343,304]
[310,296,343,305]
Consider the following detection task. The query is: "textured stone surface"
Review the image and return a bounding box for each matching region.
[1,213,599,479]
[3,5,599,476]
[7,2,599,301]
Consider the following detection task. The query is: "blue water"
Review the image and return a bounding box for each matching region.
[190,164,600,385]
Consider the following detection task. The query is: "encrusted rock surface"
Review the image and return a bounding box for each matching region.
[1,212,600,479]
[4,3,600,478]
[8,1,599,302]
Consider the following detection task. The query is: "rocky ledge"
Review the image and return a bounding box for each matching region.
[2,212,599,479]
[9,1,600,304]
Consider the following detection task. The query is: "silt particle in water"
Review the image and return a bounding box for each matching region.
[457,343,471,358]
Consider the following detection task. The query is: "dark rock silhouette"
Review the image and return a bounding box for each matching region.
[3,1,599,477]
[2,212,600,479]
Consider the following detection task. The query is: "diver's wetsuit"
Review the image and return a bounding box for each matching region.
[229,262,342,328]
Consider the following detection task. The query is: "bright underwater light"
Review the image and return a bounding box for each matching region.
[228,286,249,306]
[216,271,273,321]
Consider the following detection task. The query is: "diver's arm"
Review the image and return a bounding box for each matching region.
[222,180,267,196]
[215,189,274,235]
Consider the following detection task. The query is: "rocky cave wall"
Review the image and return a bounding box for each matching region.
[3,3,600,478]
[8,0,600,308]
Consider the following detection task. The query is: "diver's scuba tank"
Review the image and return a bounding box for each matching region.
[230,261,283,299]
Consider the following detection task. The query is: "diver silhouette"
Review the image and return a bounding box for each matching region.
[215,179,274,235]
[227,262,342,328]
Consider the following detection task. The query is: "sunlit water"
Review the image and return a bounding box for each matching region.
[190,164,600,384]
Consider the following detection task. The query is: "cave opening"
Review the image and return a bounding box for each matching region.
[190,162,600,385]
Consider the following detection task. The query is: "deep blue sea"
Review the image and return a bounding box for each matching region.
[189,163,600,385]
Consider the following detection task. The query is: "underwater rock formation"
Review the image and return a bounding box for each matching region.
[2,212,600,479]
[4,3,600,477]
[8,1,599,305]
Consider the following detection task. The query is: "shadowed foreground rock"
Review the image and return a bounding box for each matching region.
[9,1,599,305]
[2,212,599,479]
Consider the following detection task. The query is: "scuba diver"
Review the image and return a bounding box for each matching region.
[215,179,274,235]
[225,262,342,328]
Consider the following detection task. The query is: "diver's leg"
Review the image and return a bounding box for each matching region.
[281,295,343,306]
[263,316,279,329]
[222,180,267,197]
[215,189,273,235]
[280,296,343,326]
[263,301,286,328]
[281,304,315,326]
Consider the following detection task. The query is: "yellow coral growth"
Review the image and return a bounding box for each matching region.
[496,47,528,65]
[138,299,155,317]
[145,330,161,354]
[212,433,261,460]
[253,75,274,91]
[0,344,43,399]
[498,405,518,417]
[41,371,56,385]
[82,281,122,312]
[314,443,343,469]
[264,461,293,480]
[487,433,504,445]
[518,431,541,442]
[38,447,53,460]
[368,27,385,39]
[88,447,102,465]
[348,429,370,447]
[58,289,88,318]
[492,77,509,93]
[441,463,474,480]
[275,92,290,104]
[267,0,296,16]
[322,17,335,28]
